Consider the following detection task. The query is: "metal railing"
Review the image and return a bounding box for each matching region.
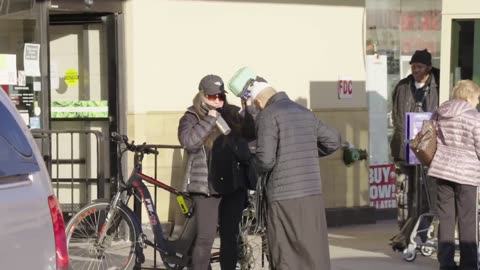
[31,130,186,269]
[131,144,185,270]
[31,129,107,218]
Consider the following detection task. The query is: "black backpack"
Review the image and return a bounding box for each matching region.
[209,135,257,194]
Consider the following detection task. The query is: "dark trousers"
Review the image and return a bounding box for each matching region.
[190,195,221,270]
[266,195,331,270]
[219,189,247,270]
[436,178,478,270]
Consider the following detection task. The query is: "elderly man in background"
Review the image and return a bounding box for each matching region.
[389,49,440,251]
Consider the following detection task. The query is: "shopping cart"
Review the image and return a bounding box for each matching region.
[390,164,438,262]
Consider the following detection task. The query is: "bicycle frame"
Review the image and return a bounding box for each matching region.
[99,150,197,268]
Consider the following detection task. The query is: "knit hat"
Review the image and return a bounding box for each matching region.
[409,49,432,66]
[198,74,226,95]
[250,81,272,100]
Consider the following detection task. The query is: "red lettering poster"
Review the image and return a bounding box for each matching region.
[369,164,397,209]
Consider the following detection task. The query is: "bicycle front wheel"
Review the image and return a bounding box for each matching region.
[65,202,139,270]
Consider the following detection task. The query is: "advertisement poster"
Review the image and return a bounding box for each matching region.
[51,100,108,119]
[64,69,79,87]
[0,54,17,85]
[24,43,41,77]
[369,164,397,209]
[8,85,34,115]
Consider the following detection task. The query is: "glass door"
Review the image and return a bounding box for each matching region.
[49,16,111,128]
[449,19,480,108]
[450,20,480,87]
[48,13,120,205]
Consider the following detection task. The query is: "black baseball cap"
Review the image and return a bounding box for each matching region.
[198,74,226,95]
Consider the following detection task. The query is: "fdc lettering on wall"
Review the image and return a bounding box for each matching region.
[369,164,397,209]
[338,76,353,99]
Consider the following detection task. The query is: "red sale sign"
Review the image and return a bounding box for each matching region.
[369,164,397,209]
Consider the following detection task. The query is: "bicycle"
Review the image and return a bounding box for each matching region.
[65,133,204,269]
[237,191,269,270]
[65,133,267,269]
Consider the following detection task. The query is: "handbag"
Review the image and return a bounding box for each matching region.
[409,119,437,166]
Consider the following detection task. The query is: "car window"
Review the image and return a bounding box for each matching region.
[0,102,39,177]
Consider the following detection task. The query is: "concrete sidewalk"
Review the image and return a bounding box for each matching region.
[328,220,437,270]
[141,220,438,269]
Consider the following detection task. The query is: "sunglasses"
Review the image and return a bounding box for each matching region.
[205,94,225,102]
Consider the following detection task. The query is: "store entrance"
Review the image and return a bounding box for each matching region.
[450,20,480,87]
[48,12,121,201]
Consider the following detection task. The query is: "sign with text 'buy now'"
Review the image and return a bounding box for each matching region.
[369,164,397,209]
[338,76,353,99]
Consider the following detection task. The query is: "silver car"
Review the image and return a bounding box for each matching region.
[0,89,69,269]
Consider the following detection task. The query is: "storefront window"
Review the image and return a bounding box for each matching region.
[0,2,45,129]
[366,0,442,162]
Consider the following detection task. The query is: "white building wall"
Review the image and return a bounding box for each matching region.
[125,0,367,113]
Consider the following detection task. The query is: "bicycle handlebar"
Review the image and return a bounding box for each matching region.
[111,132,159,155]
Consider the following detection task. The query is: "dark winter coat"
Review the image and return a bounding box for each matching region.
[254,92,341,202]
[178,96,255,195]
[390,67,440,162]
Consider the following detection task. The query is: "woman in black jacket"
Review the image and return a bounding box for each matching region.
[178,74,255,270]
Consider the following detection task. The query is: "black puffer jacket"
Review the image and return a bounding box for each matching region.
[178,108,216,195]
[178,97,254,195]
[254,92,341,202]
[390,68,440,162]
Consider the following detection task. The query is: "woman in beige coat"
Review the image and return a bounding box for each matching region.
[428,80,480,270]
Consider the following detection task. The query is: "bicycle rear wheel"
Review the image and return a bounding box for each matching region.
[65,202,139,270]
